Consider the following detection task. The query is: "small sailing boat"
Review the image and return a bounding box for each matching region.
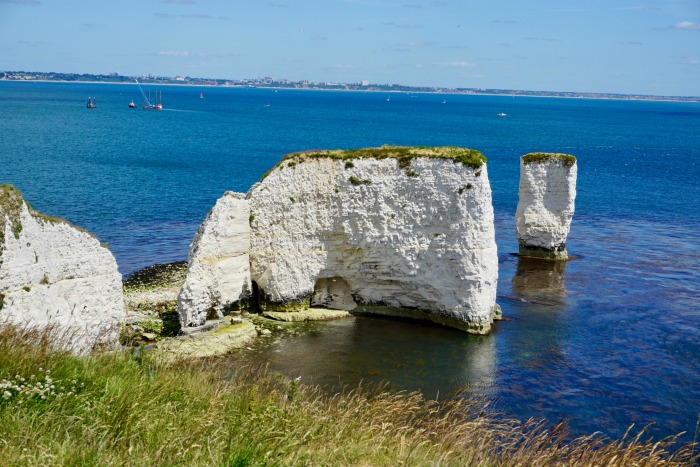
[128,100,136,108]
[86,97,96,108]
[200,92,204,99]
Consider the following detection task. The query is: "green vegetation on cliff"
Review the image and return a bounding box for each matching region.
[285,145,486,168]
[522,152,577,167]
[258,146,487,182]
[0,325,696,465]
[0,185,25,244]
[0,184,96,250]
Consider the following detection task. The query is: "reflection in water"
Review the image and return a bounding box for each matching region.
[511,256,568,305]
[499,256,567,389]
[233,315,496,400]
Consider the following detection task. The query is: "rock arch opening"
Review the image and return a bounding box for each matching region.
[311,277,357,311]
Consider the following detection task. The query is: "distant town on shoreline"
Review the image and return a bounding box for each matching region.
[2,70,698,102]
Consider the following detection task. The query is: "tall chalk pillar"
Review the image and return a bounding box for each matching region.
[516,153,577,259]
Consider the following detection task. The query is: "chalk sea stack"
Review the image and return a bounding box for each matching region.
[0,185,125,351]
[515,153,577,259]
[177,192,253,328]
[178,146,501,334]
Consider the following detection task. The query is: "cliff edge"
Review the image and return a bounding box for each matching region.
[0,185,125,351]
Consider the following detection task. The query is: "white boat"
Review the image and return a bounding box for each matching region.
[498,112,507,117]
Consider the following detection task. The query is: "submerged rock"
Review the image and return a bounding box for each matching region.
[182,146,501,334]
[0,185,124,351]
[516,153,577,259]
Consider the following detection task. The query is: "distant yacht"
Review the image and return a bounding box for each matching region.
[200,92,204,99]
[128,100,136,108]
[498,112,507,117]
[386,95,391,102]
[86,97,96,109]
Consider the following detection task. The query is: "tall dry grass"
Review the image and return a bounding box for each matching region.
[0,324,697,466]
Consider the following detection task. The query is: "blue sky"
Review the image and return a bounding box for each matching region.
[1,0,698,96]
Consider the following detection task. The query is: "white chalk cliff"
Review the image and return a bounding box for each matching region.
[515,153,577,259]
[177,192,252,328]
[0,185,124,351]
[180,147,501,333]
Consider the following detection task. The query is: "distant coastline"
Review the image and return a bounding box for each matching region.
[2,70,698,103]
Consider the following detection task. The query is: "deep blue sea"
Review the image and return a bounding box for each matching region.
[1,81,699,443]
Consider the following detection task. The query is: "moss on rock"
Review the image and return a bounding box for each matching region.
[263,146,486,175]
[0,185,25,248]
[522,152,576,167]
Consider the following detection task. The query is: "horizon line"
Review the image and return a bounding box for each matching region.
[2,69,698,101]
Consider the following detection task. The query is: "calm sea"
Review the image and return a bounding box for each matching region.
[1,81,699,442]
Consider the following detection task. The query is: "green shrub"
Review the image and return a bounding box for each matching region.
[349,177,372,186]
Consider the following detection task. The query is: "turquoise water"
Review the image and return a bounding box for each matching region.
[1,81,699,441]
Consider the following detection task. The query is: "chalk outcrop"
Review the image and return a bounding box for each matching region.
[180,147,501,334]
[0,185,124,351]
[516,153,577,259]
[177,192,252,328]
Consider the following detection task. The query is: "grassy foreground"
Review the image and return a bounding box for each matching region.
[0,326,697,466]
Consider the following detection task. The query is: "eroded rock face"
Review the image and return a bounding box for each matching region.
[516,153,577,259]
[0,185,124,351]
[248,148,500,333]
[177,192,252,328]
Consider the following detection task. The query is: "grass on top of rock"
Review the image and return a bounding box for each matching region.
[0,185,25,244]
[0,324,697,466]
[279,145,487,169]
[522,152,577,167]
[0,184,98,248]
